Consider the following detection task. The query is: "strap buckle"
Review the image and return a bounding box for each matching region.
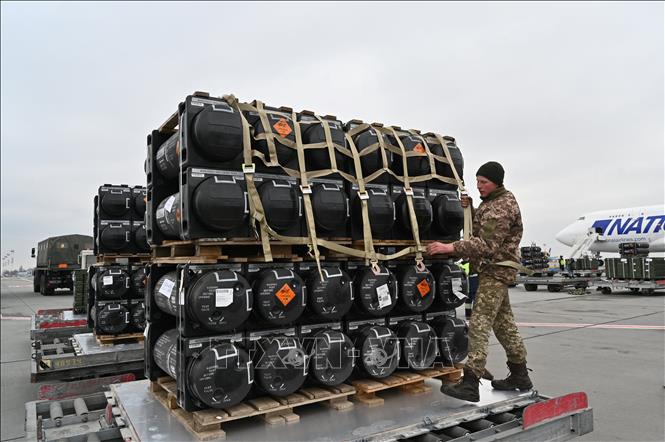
[403,187,414,196]
[370,260,382,276]
[415,258,426,272]
[242,163,255,174]
[300,185,312,195]
[357,191,369,201]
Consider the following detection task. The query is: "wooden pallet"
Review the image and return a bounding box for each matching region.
[96,254,152,265]
[151,239,311,264]
[149,376,355,440]
[350,365,462,407]
[95,332,145,346]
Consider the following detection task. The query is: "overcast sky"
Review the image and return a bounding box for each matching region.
[1,1,663,269]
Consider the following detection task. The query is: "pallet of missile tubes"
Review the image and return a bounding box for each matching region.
[141,91,472,439]
[145,91,470,265]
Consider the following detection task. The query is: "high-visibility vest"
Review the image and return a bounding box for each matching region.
[460,262,470,276]
[559,258,565,266]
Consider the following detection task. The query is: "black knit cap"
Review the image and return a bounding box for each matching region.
[476,161,504,186]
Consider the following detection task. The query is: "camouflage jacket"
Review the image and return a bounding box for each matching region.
[452,187,523,284]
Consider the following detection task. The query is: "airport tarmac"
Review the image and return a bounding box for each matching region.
[1,276,664,442]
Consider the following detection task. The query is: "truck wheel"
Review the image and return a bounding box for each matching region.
[630,288,640,293]
[547,284,562,292]
[40,274,49,296]
[524,284,538,292]
[33,272,40,293]
[641,288,655,295]
[601,287,612,295]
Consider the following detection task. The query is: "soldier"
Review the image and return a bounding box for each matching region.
[427,161,532,402]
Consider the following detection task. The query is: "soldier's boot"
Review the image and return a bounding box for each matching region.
[491,362,533,391]
[440,368,480,402]
[481,368,494,381]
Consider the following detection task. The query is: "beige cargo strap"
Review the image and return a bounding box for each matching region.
[291,110,323,279]
[345,132,377,265]
[385,127,425,265]
[223,95,275,261]
[433,133,472,241]
[494,260,534,276]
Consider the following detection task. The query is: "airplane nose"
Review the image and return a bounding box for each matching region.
[555,225,575,246]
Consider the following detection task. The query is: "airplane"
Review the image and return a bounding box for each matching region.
[555,205,665,254]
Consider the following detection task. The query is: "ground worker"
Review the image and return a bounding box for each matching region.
[426,161,533,402]
[559,255,565,271]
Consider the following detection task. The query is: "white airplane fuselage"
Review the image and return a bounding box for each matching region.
[556,205,665,253]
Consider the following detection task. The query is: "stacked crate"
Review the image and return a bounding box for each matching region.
[88,185,150,340]
[143,92,470,418]
[72,269,89,314]
[520,246,548,273]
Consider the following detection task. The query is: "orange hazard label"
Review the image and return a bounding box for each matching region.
[413,143,425,154]
[417,279,431,297]
[275,283,296,306]
[273,118,293,138]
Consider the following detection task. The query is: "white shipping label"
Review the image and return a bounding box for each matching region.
[159,279,175,298]
[103,276,114,286]
[164,196,176,212]
[376,284,392,309]
[216,288,234,307]
[452,278,465,300]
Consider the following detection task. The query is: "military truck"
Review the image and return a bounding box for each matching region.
[31,235,93,295]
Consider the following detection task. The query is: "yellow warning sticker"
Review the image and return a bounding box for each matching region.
[413,143,425,154]
[417,279,431,297]
[275,283,296,306]
[273,118,293,138]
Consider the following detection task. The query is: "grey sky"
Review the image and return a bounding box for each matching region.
[1,1,663,269]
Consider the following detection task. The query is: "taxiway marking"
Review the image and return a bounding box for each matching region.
[518,322,664,330]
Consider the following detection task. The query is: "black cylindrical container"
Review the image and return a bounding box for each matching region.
[352,325,399,379]
[389,134,430,178]
[133,224,150,252]
[191,177,247,232]
[396,264,435,313]
[134,193,147,219]
[396,193,433,233]
[352,189,394,236]
[155,193,181,238]
[154,270,253,333]
[432,195,464,237]
[351,128,390,178]
[258,179,300,234]
[431,316,468,365]
[432,264,468,309]
[248,111,296,166]
[99,192,130,218]
[93,268,129,299]
[152,329,252,409]
[252,268,306,325]
[395,321,437,370]
[131,267,147,298]
[191,106,244,163]
[302,119,347,170]
[252,336,307,397]
[130,302,146,331]
[155,132,180,179]
[311,183,348,235]
[99,224,131,252]
[92,304,129,334]
[304,330,355,386]
[305,267,353,320]
[431,137,464,188]
[353,265,397,316]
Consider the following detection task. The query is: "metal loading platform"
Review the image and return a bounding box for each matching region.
[111,379,592,442]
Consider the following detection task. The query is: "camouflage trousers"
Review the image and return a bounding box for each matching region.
[466,275,527,378]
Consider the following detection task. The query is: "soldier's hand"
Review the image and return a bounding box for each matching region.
[426,242,455,256]
[460,195,472,208]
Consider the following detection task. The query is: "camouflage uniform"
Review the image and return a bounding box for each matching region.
[452,187,527,378]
